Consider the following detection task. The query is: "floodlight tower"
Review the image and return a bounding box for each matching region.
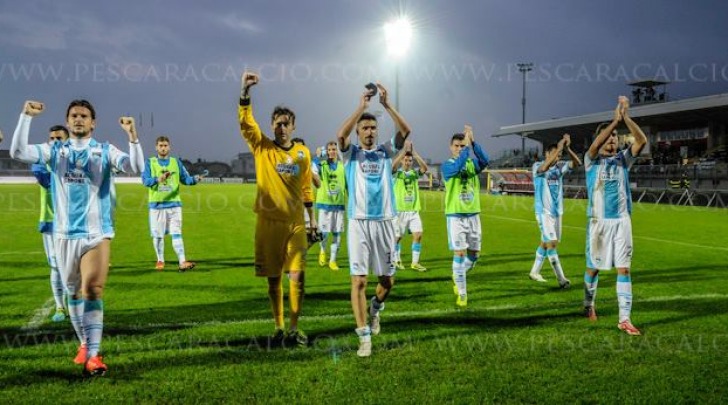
[517,62,533,160]
[384,17,413,110]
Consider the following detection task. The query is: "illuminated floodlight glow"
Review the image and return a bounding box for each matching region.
[384,17,413,58]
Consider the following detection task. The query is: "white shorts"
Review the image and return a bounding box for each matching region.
[318,210,345,233]
[446,215,482,252]
[54,235,107,296]
[586,217,633,270]
[394,211,423,238]
[536,213,561,243]
[41,232,57,269]
[348,219,396,277]
[149,207,183,237]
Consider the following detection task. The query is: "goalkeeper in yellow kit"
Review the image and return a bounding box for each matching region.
[238,71,316,346]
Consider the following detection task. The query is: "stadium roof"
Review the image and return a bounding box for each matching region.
[492,92,728,146]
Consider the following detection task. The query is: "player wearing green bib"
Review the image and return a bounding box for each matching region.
[391,140,428,272]
[441,126,489,308]
[31,125,69,322]
[141,136,200,272]
[312,141,347,271]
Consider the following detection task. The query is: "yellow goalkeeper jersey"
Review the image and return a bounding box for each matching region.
[238,102,313,223]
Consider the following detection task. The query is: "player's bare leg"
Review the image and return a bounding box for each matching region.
[351,275,371,356]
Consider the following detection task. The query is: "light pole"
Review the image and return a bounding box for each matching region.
[517,62,533,161]
[384,17,413,110]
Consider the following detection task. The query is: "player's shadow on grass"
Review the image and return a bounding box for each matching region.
[632,265,727,284]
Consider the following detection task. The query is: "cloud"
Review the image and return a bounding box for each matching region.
[0,13,68,50]
[219,14,261,34]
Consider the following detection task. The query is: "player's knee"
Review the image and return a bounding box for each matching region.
[453,250,466,258]
[351,276,367,290]
[379,276,394,290]
[84,285,104,300]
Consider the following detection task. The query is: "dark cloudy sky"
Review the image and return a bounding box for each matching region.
[1,0,727,163]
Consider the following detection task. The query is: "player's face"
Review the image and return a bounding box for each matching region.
[599,132,618,157]
[450,139,465,157]
[403,155,414,170]
[66,106,95,138]
[48,129,67,144]
[156,141,170,158]
[326,144,338,160]
[272,114,295,145]
[356,119,378,149]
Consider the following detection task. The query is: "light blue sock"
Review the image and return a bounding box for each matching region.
[411,242,422,264]
[584,273,599,307]
[83,299,104,358]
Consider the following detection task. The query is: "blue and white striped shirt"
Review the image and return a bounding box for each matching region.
[585,149,636,219]
[341,141,397,220]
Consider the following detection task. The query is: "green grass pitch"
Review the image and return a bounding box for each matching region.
[0,183,726,403]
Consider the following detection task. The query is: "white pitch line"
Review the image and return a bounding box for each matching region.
[0,251,43,256]
[21,298,55,331]
[487,214,728,252]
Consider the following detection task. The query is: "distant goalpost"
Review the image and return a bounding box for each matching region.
[485,169,534,195]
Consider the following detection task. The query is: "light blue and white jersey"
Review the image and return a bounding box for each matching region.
[533,161,572,216]
[38,138,132,239]
[341,140,397,220]
[585,149,636,219]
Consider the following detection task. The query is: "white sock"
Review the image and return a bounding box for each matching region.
[330,233,340,262]
[453,255,467,296]
[153,237,164,262]
[617,274,633,322]
[530,246,546,275]
[171,235,186,264]
[547,249,566,283]
[68,298,86,345]
[50,268,65,309]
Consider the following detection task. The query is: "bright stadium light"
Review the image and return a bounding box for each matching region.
[384,17,413,110]
[384,17,413,58]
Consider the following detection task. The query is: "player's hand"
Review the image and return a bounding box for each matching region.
[309,217,318,232]
[563,133,571,147]
[359,90,371,110]
[158,171,171,183]
[618,95,629,118]
[23,101,44,117]
[119,116,138,142]
[464,124,474,145]
[613,103,623,122]
[241,71,259,95]
[194,175,201,182]
[376,83,390,108]
[403,139,413,152]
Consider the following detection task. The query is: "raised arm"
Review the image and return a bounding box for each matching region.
[563,134,582,169]
[238,71,264,148]
[119,116,143,173]
[10,101,46,164]
[621,100,647,157]
[391,139,411,173]
[466,125,489,173]
[587,99,623,160]
[537,137,565,173]
[412,148,429,175]
[337,91,370,152]
[377,83,411,149]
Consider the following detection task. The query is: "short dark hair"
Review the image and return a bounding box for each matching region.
[326,141,337,148]
[357,112,377,124]
[291,137,305,145]
[49,125,69,136]
[546,143,558,153]
[404,151,413,157]
[66,99,96,119]
[156,136,170,144]
[271,106,295,126]
[450,133,465,144]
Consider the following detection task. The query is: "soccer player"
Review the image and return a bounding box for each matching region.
[337,82,410,357]
[31,125,70,322]
[442,125,489,308]
[312,141,346,271]
[10,99,144,376]
[238,71,316,345]
[583,96,646,336]
[391,140,429,272]
[528,133,581,287]
[141,136,200,272]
